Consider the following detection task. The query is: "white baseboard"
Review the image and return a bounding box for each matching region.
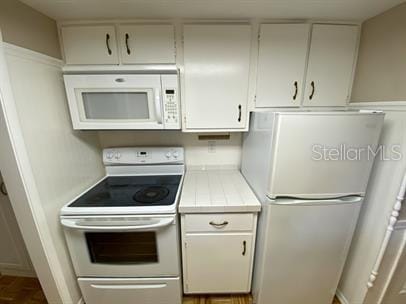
[77,298,85,304]
[336,289,350,304]
[0,268,36,278]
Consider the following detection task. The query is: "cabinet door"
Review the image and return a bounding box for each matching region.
[256,24,310,107]
[184,233,252,293]
[183,25,251,130]
[61,25,119,65]
[119,25,176,64]
[303,24,359,107]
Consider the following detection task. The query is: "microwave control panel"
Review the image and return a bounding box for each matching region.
[163,88,180,127]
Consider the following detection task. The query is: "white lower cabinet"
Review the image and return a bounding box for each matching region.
[78,277,182,304]
[181,213,257,294]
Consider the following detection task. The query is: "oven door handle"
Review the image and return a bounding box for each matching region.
[91,283,167,290]
[60,217,174,231]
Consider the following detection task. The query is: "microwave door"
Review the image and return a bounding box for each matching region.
[64,74,168,130]
[76,89,164,130]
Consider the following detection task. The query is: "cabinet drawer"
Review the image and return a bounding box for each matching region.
[78,277,182,304]
[183,213,254,232]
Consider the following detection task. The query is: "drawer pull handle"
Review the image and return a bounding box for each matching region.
[242,240,247,256]
[209,221,229,228]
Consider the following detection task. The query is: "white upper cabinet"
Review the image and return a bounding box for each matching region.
[303,24,359,107]
[61,25,119,65]
[61,24,176,65]
[256,24,310,107]
[255,23,359,108]
[118,25,176,64]
[183,24,251,130]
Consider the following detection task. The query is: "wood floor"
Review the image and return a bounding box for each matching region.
[183,294,341,304]
[0,275,47,304]
[0,275,341,304]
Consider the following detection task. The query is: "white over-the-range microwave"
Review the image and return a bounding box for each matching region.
[63,73,180,130]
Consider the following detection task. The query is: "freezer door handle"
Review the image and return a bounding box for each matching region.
[270,196,363,206]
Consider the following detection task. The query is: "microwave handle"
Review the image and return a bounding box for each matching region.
[60,217,174,231]
[154,89,163,124]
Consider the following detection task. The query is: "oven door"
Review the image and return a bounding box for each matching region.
[64,74,164,130]
[61,214,180,277]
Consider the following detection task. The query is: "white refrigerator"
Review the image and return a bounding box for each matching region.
[241,111,384,304]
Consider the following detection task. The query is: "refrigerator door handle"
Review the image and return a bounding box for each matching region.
[269,196,363,206]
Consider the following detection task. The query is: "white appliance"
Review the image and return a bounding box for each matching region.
[241,111,384,304]
[63,73,180,130]
[61,147,184,304]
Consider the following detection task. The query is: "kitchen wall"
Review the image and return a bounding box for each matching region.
[338,107,406,304]
[98,131,243,168]
[351,3,406,102]
[363,227,406,304]
[400,203,406,220]
[0,0,60,58]
[4,44,104,303]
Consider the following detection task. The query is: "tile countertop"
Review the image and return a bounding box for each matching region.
[179,169,261,213]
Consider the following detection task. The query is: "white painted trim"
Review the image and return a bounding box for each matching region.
[367,171,406,289]
[57,19,362,27]
[0,268,36,278]
[77,298,85,304]
[349,101,406,109]
[376,229,406,304]
[3,43,63,68]
[336,289,349,304]
[0,38,75,303]
[347,23,361,104]
[395,219,406,230]
[62,64,177,73]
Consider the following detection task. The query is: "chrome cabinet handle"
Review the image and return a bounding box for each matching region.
[106,33,112,55]
[242,240,246,256]
[209,221,229,228]
[125,33,131,55]
[238,104,242,122]
[293,81,298,100]
[0,182,7,196]
[309,81,315,100]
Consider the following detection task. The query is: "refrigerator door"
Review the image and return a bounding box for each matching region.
[252,196,362,304]
[242,111,384,199]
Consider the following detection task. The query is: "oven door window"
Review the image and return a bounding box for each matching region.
[85,232,158,264]
[77,89,157,121]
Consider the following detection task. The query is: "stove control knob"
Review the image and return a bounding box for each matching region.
[165,152,172,159]
[173,151,179,159]
[115,152,121,160]
[106,152,113,160]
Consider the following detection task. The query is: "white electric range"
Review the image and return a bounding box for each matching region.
[60,147,184,304]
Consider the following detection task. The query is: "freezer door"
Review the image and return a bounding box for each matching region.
[252,197,362,304]
[267,112,384,198]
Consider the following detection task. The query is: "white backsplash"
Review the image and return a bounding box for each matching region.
[98,131,243,169]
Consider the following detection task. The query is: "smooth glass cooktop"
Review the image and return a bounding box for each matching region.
[69,175,182,207]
